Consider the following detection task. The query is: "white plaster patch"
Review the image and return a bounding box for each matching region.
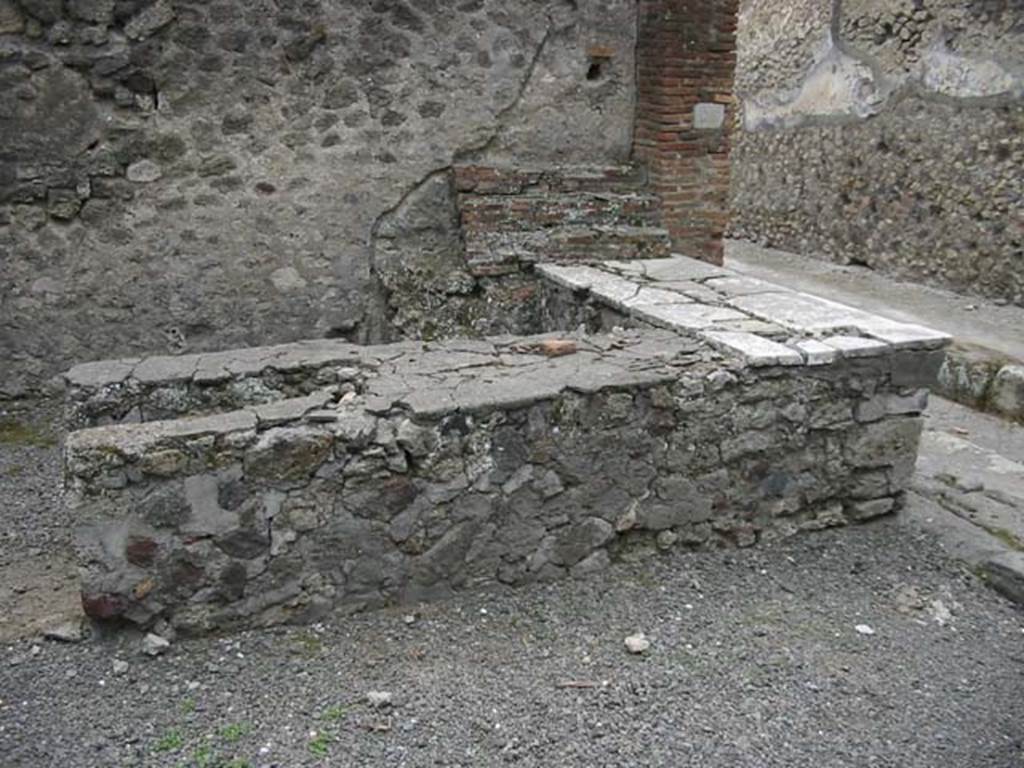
[744,43,886,130]
[920,45,1020,99]
[694,102,726,129]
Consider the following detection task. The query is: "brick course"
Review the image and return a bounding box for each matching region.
[634,0,739,264]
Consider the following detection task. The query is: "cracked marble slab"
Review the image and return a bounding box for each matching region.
[537,254,951,368]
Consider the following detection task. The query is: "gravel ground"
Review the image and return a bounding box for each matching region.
[0,403,68,564]
[2,521,1023,767]
[1,404,1023,768]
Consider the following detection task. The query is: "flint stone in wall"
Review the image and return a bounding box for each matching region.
[0,1,24,33]
[846,417,923,470]
[15,0,61,24]
[125,159,162,183]
[124,0,175,40]
[551,517,614,566]
[243,428,333,483]
[66,0,114,25]
[991,366,1024,420]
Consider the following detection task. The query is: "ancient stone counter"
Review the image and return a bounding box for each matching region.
[65,311,946,633]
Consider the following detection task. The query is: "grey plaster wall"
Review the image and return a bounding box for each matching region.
[729,0,1024,305]
[0,0,638,398]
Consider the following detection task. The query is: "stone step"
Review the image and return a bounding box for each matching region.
[454,164,648,196]
[459,190,662,232]
[455,163,671,277]
[465,225,672,277]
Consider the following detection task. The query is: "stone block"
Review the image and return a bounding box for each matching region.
[990,366,1024,421]
[846,418,923,470]
[893,349,947,389]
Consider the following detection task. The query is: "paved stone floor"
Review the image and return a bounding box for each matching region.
[726,240,1024,423]
[1,394,1023,767]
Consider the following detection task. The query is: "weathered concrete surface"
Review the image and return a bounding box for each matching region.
[730,0,1024,305]
[64,328,933,634]
[0,0,640,398]
[726,240,1024,422]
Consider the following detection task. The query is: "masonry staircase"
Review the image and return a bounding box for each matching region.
[454,164,671,277]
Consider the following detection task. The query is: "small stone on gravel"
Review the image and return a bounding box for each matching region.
[855,624,876,636]
[624,632,651,654]
[43,620,84,643]
[366,690,393,708]
[141,633,170,656]
[112,659,129,675]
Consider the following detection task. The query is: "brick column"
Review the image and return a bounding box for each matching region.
[634,0,739,265]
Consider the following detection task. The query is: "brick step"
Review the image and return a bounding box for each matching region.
[465,225,672,277]
[454,164,648,196]
[459,191,662,232]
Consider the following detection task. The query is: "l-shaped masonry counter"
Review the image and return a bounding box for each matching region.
[63,255,951,634]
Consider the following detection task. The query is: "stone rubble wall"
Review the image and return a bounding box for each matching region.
[0,0,641,397]
[64,331,928,635]
[729,0,1024,306]
[62,337,367,429]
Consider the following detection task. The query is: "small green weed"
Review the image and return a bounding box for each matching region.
[154,729,185,753]
[190,743,251,768]
[308,731,333,757]
[219,722,251,744]
[193,745,214,767]
[321,705,349,723]
[292,631,324,657]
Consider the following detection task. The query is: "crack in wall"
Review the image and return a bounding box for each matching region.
[363,16,563,345]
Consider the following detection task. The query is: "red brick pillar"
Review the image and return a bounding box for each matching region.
[634,0,739,265]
